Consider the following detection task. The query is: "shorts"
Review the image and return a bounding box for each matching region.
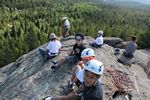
[39,48,57,60]
[76,69,84,83]
[89,42,102,48]
[64,55,78,63]
[63,26,69,33]
[123,52,134,58]
[65,27,69,33]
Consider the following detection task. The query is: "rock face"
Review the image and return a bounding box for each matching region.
[0,36,150,100]
[134,50,150,78]
[104,37,125,48]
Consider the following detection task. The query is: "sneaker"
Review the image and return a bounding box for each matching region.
[51,60,57,65]
[67,81,73,88]
[44,96,52,100]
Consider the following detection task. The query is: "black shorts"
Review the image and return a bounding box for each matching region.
[64,27,69,33]
[123,52,134,58]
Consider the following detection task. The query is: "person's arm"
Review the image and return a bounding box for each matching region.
[46,49,49,53]
[58,41,63,51]
[45,91,78,100]
[124,42,129,49]
[68,44,76,56]
[46,42,51,52]
[67,48,74,56]
[84,97,102,100]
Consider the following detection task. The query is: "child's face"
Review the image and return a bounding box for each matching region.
[84,70,99,87]
[75,36,83,45]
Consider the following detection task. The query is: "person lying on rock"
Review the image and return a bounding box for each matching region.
[44,59,104,100]
[89,30,104,48]
[67,48,96,90]
[39,33,62,60]
[123,35,137,58]
[51,32,86,69]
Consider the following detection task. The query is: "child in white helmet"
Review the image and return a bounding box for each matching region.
[44,59,104,100]
[89,30,104,48]
[68,48,96,89]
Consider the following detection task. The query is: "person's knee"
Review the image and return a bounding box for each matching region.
[60,58,65,63]
[76,65,82,70]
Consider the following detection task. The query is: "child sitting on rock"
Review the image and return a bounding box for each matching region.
[123,35,137,58]
[51,32,86,69]
[39,33,62,60]
[89,30,104,48]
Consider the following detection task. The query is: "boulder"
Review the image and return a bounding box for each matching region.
[134,49,150,78]
[104,37,124,48]
[0,36,150,100]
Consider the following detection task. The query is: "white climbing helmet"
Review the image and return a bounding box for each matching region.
[85,59,104,76]
[81,48,95,58]
[97,30,103,35]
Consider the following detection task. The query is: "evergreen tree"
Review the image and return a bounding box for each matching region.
[139,29,150,48]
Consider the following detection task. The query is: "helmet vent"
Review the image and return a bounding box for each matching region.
[91,66,94,70]
[86,50,90,55]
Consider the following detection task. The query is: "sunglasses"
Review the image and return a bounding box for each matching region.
[82,57,95,61]
[76,39,82,41]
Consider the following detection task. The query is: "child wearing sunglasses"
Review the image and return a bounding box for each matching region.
[51,32,86,69]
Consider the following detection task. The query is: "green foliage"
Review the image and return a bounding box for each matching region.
[0,0,150,67]
[138,29,150,49]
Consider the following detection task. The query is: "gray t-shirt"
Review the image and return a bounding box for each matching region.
[79,81,103,100]
[125,41,137,56]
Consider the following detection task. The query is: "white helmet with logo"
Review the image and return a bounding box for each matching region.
[85,59,104,76]
[81,48,95,58]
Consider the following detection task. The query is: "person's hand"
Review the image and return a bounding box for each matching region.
[45,96,52,100]
[75,48,80,53]
[68,49,74,56]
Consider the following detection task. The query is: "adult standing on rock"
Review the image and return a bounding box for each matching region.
[62,17,70,38]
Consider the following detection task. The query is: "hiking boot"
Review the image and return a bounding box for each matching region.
[68,81,73,88]
[65,34,69,37]
[63,34,69,38]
